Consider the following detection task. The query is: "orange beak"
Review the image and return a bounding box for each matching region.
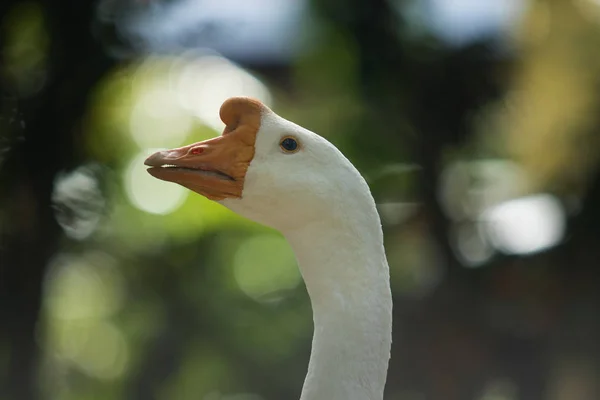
[144,97,264,200]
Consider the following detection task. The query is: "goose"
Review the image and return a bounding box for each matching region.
[145,97,393,400]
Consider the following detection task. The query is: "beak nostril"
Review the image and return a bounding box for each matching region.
[190,147,204,155]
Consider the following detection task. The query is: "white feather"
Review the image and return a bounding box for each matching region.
[221,107,393,400]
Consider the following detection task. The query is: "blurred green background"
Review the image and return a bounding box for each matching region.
[2,0,600,399]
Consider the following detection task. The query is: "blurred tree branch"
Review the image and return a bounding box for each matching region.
[0,0,116,398]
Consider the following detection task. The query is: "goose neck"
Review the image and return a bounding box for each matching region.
[284,220,392,400]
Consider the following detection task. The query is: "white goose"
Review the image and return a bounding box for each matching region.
[145,97,393,400]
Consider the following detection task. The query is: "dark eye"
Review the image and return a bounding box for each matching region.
[280,137,299,153]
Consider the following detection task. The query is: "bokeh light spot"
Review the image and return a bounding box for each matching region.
[124,149,188,215]
[481,194,566,255]
[233,234,300,302]
[75,321,129,380]
[44,253,129,380]
[45,252,124,320]
[52,165,105,240]
[176,55,272,131]
[452,222,494,267]
[129,86,193,149]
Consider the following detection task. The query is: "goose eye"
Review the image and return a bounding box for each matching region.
[280,137,299,153]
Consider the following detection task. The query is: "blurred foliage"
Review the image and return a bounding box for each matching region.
[2,0,600,400]
[2,1,48,96]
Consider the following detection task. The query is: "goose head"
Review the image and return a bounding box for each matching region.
[145,97,370,232]
[145,97,392,400]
